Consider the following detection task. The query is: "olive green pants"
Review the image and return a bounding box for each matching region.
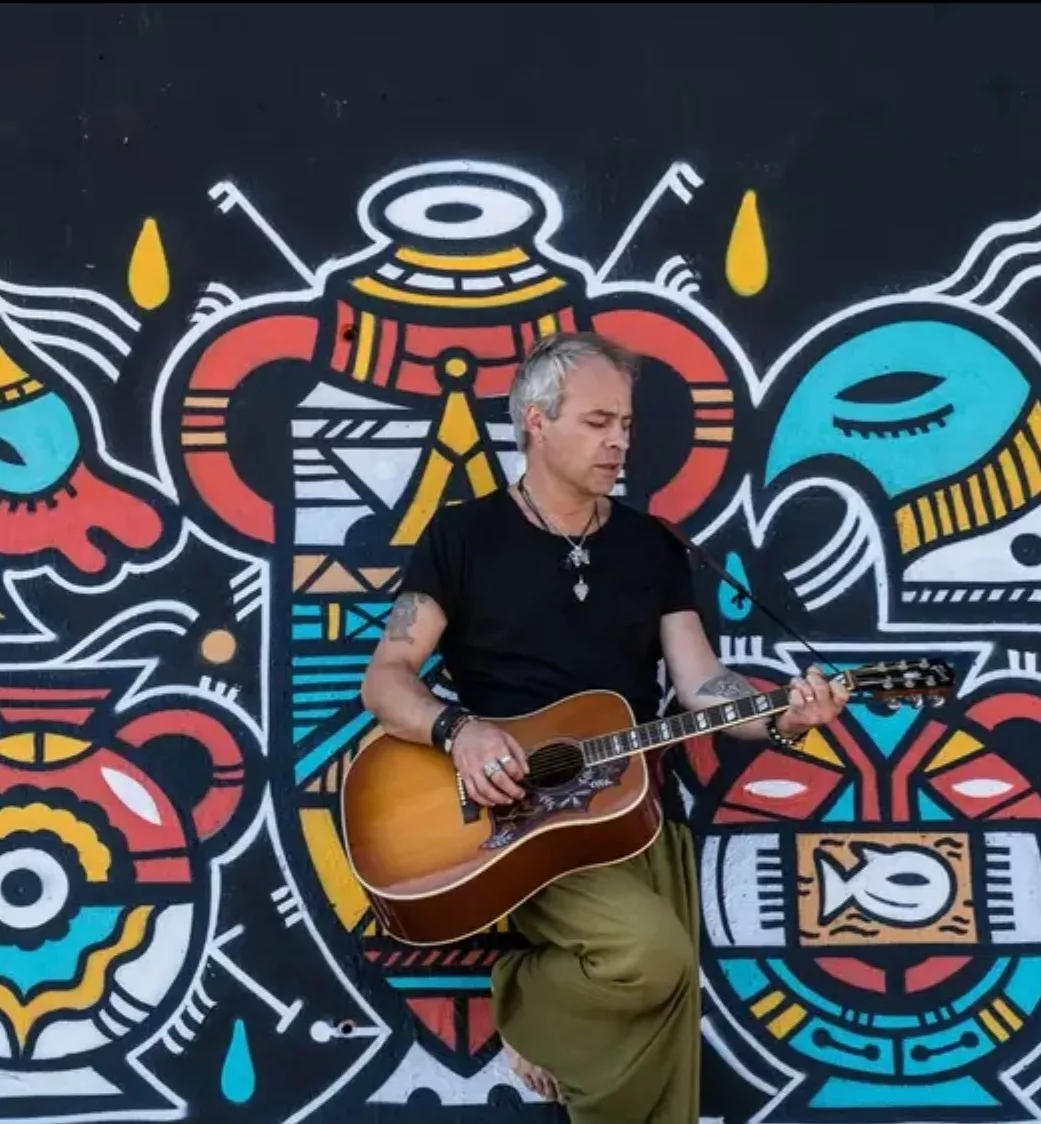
[491,819,701,1123]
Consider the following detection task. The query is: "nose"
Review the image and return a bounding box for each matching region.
[608,424,630,450]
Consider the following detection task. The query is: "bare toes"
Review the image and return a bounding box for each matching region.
[504,1047,561,1101]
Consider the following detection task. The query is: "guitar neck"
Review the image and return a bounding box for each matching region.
[580,686,796,766]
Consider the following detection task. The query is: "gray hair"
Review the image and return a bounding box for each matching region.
[508,332,638,451]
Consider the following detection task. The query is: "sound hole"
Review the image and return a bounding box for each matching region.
[527,743,585,791]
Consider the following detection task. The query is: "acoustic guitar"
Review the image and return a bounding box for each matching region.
[341,658,956,946]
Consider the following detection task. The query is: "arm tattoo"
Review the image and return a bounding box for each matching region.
[695,670,756,700]
[384,592,428,644]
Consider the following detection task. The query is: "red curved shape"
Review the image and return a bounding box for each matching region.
[185,451,275,543]
[591,307,735,522]
[0,461,163,575]
[180,314,319,544]
[651,447,729,522]
[0,751,188,858]
[593,308,731,384]
[117,709,247,842]
[967,692,1041,729]
[188,316,319,391]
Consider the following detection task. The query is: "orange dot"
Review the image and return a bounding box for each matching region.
[201,629,237,664]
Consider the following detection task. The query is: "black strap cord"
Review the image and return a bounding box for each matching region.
[656,516,844,678]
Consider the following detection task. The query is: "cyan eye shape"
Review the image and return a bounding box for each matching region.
[836,371,946,405]
[0,392,81,497]
[764,318,1031,496]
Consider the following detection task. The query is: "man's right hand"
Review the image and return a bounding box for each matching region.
[451,719,529,806]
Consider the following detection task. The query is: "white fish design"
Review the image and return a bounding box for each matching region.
[816,842,955,927]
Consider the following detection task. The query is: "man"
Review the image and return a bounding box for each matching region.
[361,331,850,1123]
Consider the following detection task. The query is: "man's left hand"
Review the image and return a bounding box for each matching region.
[776,665,851,739]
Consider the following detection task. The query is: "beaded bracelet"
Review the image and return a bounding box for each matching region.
[766,716,808,751]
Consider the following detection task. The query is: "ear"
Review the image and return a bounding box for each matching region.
[525,403,546,444]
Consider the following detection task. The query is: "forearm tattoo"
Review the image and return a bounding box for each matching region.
[385,592,427,643]
[696,670,756,699]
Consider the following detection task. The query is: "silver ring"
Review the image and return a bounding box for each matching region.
[483,760,504,778]
[498,755,513,767]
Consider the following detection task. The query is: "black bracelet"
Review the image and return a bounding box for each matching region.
[431,704,470,753]
[766,716,808,751]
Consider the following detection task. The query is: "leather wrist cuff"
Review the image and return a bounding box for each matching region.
[431,704,471,753]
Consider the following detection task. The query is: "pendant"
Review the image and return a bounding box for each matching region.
[568,545,590,569]
[574,577,589,602]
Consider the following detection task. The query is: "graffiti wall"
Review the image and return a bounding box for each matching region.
[4,3,1041,1122]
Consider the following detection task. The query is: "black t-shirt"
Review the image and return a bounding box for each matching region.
[399,489,703,724]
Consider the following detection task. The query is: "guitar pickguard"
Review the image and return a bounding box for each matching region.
[481,759,629,850]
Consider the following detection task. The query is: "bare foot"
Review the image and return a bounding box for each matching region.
[506,1043,562,1102]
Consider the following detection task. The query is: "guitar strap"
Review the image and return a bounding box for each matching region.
[654,515,843,677]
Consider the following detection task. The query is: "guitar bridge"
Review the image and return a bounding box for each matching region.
[456,771,481,824]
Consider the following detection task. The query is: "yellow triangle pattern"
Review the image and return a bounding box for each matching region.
[925,730,984,773]
[794,728,843,768]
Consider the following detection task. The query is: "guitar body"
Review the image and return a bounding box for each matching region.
[342,690,662,946]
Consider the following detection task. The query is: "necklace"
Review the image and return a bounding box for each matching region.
[517,476,600,602]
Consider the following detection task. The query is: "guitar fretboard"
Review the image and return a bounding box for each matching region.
[580,687,793,765]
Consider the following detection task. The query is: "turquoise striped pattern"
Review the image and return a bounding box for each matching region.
[289,594,442,786]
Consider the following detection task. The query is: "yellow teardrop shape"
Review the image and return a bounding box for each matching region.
[725,190,768,297]
[128,217,170,310]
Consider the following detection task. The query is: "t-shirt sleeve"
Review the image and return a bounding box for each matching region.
[397,508,462,620]
[661,529,700,616]
[651,516,699,615]
[655,519,721,646]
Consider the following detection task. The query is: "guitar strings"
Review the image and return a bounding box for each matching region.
[477,670,939,785]
[507,698,796,778]
[523,695,791,771]
[514,688,931,778]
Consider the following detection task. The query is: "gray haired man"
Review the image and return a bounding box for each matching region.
[362,332,849,1121]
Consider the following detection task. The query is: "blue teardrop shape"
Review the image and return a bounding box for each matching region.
[718,551,753,622]
[220,1018,256,1105]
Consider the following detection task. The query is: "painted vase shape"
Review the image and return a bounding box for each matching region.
[165,161,747,553]
[0,675,251,1067]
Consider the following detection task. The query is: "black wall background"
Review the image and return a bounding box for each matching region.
[3,1,1041,475]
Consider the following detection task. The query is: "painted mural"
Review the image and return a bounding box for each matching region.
[1,148,1040,1124]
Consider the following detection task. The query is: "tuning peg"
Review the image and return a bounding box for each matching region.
[928,695,946,709]
[887,698,904,711]
[910,694,925,709]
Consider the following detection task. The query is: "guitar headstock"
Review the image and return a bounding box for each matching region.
[845,658,958,710]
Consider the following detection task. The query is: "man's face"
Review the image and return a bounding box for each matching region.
[527,356,633,496]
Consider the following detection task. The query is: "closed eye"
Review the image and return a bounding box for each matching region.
[834,403,953,438]
[585,417,632,433]
[836,371,945,404]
